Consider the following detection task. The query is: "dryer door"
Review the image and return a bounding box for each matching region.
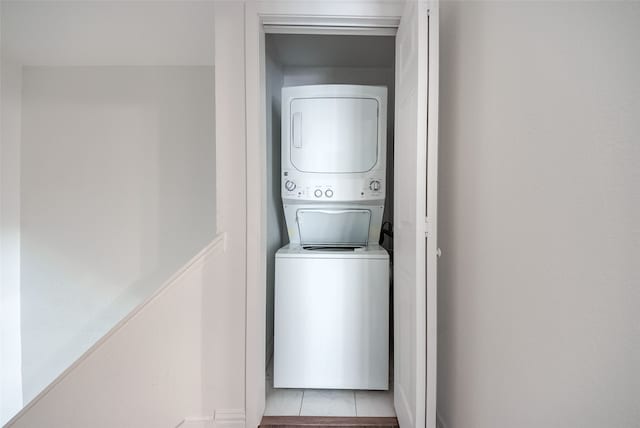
[289,97,379,173]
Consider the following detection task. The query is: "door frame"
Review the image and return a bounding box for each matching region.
[243,2,436,428]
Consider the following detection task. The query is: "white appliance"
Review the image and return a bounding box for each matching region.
[274,85,390,390]
[280,85,387,246]
[274,245,389,389]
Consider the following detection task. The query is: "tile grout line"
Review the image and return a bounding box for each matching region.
[298,389,305,416]
[353,390,358,417]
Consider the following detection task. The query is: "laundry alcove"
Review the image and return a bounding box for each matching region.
[264,33,397,417]
[244,3,439,427]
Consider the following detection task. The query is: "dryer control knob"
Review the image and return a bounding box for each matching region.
[314,189,323,198]
[325,189,334,198]
[285,180,296,191]
[369,180,381,191]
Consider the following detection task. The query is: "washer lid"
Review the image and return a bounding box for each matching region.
[276,244,389,259]
[289,97,379,173]
[296,209,371,246]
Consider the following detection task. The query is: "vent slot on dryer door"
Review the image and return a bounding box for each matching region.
[297,209,371,247]
[290,97,379,173]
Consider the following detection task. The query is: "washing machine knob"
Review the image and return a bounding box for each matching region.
[325,189,334,198]
[285,180,296,191]
[314,189,323,198]
[369,180,381,191]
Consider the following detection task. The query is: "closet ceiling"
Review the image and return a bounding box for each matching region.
[267,34,395,68]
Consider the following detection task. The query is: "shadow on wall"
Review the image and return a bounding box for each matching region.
[19,65,217,404]
[437,2,640,428]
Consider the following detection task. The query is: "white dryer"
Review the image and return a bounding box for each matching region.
[280,85,388,245]
[274,85,390,390]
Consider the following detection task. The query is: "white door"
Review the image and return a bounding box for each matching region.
[393,1,438,428]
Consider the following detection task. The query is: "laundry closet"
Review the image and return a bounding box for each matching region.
[264,33,397,415]
[246,2,438,426]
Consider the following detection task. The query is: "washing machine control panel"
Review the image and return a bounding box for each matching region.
[282,170,385,202]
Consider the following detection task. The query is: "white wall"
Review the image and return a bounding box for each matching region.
[0,1,215,66]
[265,46,286,364]
[0,1,218,423]
[7,236,225,428]
[19,65,216,404]
[0,14,24,422]
[438,2,640,427]
[205,0,247,417]
[3,3,249,425]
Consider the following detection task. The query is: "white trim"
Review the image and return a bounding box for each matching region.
[214,409,246,428]
[262,14,399,36]
[244,4,267,428]
[5,233,227,427]
[261,15,400,29]
[264,25,396,36]
[426,4,440,428]
[175,416,215,428]
[244,3,404,428]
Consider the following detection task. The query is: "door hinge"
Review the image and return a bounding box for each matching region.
[424,217,433,238]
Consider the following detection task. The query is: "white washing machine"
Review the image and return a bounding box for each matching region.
[274,84,389,390]
[274,244,389,390]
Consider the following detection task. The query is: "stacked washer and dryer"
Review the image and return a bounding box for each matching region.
[274,85,390,390]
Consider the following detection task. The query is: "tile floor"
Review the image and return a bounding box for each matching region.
[264,360,395,417]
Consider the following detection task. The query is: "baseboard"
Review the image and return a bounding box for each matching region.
[176,416,214,428]
[215,409,246,428]
[260,416,399,428]
[436,411,447,428]
[176,409,244,428]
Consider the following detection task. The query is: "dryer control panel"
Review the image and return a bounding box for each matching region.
[282,170,385,203]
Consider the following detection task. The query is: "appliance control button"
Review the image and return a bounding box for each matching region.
[325,189,334,198]
[285,180,296,191]
[314,189,323,198]
[369,180,381,191]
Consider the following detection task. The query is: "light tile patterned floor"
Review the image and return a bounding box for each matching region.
[300,389,356,416]
[264,362,395,417]
[354,390,396,417]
